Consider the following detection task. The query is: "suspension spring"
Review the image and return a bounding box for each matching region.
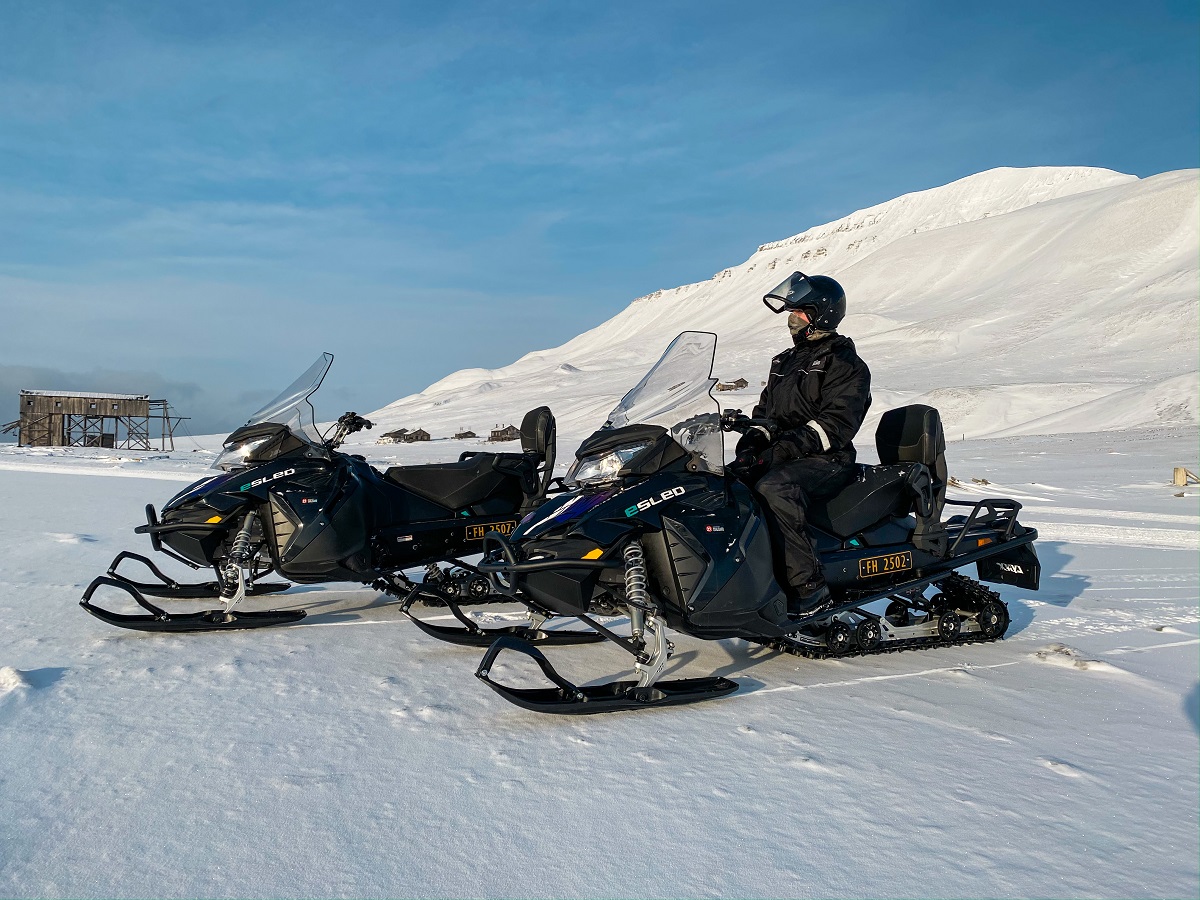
[228,513,257,567]
[623,539,651,610]
[219,512,257,602]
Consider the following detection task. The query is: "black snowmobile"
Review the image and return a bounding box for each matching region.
[80,352,597,644]
[471,331,1040,714]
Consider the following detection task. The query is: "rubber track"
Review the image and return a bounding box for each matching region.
[765,573,1006,661]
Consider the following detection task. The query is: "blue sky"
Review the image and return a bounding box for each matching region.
[1,0,1197,435]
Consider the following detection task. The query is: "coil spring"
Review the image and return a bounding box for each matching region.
[623,540,650,610]
[228,513,256,567]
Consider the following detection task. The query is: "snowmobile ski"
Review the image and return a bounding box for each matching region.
[399,585,605,647]
[80,576,305,632]
[475,636,737,714]
[102,550,291,600]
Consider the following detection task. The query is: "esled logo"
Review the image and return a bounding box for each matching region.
[625,486,687,517]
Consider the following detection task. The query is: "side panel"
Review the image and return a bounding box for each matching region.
[640,479,789,638]
[273,468,370,581]
[675,512,790,637]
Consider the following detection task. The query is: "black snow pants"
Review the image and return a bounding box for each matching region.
[753,456,855,593]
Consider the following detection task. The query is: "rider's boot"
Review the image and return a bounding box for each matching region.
[788,579,834,617]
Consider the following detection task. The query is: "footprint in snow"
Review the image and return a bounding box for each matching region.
[46,533,98,543]
[736,724,756,735]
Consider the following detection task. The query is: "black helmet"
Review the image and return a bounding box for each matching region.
[763,271,847,331]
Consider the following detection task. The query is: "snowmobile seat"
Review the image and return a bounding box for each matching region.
[808,405,949,543]
[873,404,948,554]
[807,464,915,538]
[384,454,525,512]
[382,407,557,514]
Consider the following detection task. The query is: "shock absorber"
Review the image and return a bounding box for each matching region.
[623,539,650,641]
[219,512,257,614]
[623,539,649,609]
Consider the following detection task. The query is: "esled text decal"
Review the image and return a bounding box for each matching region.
[240,468,296,492]
[625,486,687,517]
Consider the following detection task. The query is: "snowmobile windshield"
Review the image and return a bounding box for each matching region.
[604,331,724,474]
[211,352,333,471]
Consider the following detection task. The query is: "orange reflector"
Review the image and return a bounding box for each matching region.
[582,548,604,560]
[205,515,222,524]
[977,537,993,547]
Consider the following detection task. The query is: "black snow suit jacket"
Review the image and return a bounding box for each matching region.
[745,334,872,466]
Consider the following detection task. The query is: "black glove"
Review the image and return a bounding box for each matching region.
[761,427,823,468]
[734,427,770,457]
[726,448,763,478]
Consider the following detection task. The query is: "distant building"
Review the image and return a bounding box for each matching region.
[4,389,183,450]
[716,378,750,392]
[401,429,431,443]
[489,424,521,442]
[453,430,477,440]
[377,428,409,444]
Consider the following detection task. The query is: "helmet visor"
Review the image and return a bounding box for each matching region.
[763,271,820,314]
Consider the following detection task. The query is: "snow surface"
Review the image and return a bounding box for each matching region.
[0,166,1197,898]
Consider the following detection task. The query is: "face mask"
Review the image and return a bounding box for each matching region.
[788,311,810,338]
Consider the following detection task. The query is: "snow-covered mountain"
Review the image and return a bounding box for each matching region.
[367,167,1198,447]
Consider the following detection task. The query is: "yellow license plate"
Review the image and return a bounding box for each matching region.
[859,551,913,578]
[465,521,517,541]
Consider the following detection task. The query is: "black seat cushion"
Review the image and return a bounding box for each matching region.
[808,464,916,538]
[385,454,524,512]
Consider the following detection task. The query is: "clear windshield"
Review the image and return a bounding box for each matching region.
[605,331,724,473]
[211,353,333,470]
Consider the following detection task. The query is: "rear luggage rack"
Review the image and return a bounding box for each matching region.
[943,497,1025,554]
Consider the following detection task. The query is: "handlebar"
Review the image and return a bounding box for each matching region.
[326,411,374,449]
[719,409,774,435]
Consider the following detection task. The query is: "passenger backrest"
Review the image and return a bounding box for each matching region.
[518,406,557,509]
[875,404,948,554]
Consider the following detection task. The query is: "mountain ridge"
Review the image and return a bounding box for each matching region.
[368,166,1197,444]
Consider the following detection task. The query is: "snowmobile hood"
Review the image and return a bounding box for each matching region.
[164,470,242,509]
[515,489,617,541]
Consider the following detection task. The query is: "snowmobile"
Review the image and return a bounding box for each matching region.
[471,331,1041,714]
[80,352,598,644]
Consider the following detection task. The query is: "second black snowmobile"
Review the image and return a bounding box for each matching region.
[471,331,1041,714]
[80,352,597,644]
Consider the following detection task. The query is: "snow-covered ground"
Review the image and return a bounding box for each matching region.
[1,165,1197,898]
[0,426,1196,898]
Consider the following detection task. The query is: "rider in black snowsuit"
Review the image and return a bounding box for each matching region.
[728,272,871,615]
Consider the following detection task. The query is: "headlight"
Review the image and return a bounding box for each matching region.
[214,436,273,472]
[564,442,651,486]
[232,437,272,460]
